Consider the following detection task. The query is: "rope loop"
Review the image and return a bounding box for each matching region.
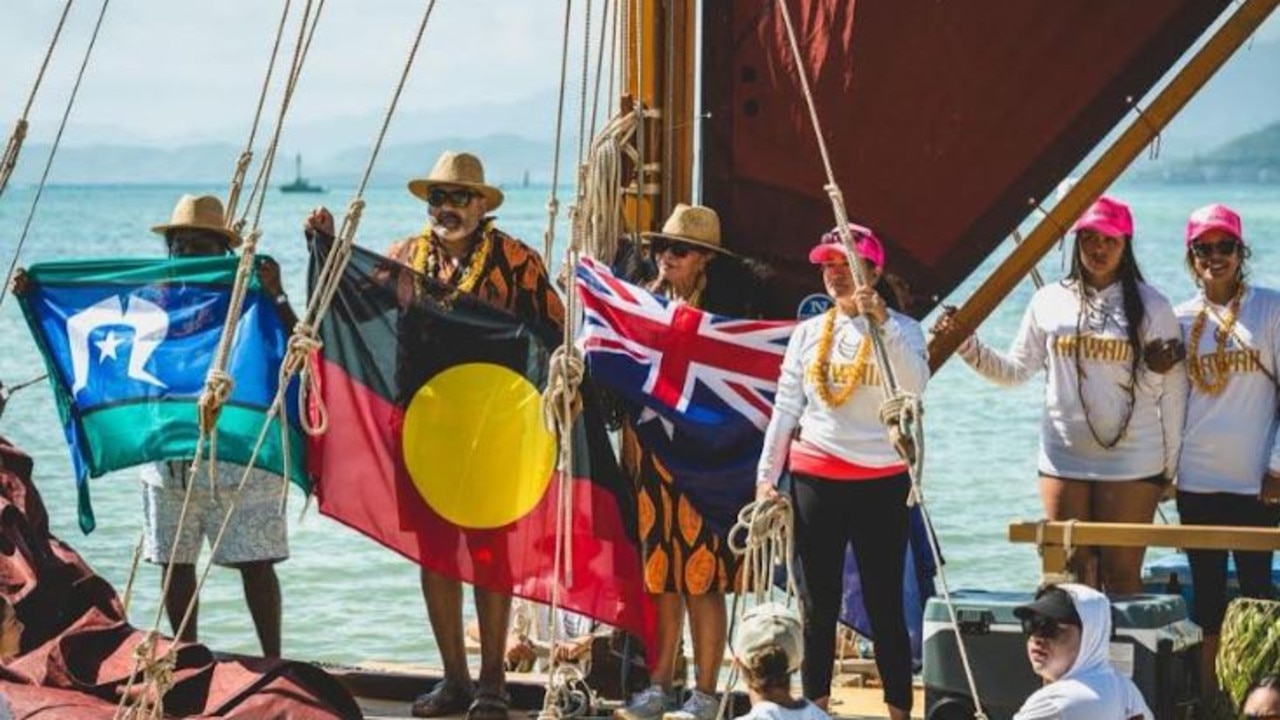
[338,198,367,243]
[285,322,328,436]
[1126,95,1162,160]
[728,495,800,607]
[542,344,585,435]
[878,392,923,479]
[197,370,235,434]
[120,632,176,720]
[538,662,593,720]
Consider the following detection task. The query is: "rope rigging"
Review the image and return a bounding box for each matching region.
[223,0,295,229]
[0,0,75,202]
[772,0,988,716]
[115,2,349,716]
[537,1,609,717]
[0,0,111,312]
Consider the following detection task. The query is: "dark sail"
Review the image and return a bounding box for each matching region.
[700,0,1229,318]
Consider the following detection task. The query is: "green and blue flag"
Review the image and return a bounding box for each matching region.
[18,255,305,533]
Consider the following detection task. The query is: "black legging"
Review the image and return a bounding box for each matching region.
[1177,490,1280,634]
[792,471,912,712]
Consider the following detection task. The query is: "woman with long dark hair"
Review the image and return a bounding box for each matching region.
[1173,203,1280,693]
[934,196,1187,592]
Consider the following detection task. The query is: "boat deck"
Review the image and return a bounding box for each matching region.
[338,663,925,720]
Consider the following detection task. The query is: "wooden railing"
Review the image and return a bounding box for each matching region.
[1008,521,1280,578]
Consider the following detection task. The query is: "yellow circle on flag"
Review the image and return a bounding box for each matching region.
[402,362,557,529]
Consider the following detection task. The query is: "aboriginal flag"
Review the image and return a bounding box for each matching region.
[307,236,650,641]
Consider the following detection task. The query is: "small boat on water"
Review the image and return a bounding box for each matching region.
[280,153,325,194]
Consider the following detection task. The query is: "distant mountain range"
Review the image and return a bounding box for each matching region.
[7,39,1278,187]
[7,134,557,188]
[1127,120,1280,184]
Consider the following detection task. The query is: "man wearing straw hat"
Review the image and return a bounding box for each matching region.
[8,194,297,658]
[305,151,563,720]
[145,194,296,660]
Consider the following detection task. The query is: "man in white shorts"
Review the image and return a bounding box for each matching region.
[142,194,296,657]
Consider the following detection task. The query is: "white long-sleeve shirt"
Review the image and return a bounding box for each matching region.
[757,309,930,486]
[959,280,1186,481]
[1176,286,1280,494]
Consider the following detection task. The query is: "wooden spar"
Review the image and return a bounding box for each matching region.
[1009,520,1280,577]
[927,0,1280,373]
[621,0,697,234]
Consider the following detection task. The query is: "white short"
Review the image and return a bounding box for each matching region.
[142,469,289,566]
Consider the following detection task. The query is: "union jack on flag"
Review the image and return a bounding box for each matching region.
[575,257,793,535]
[575,256,793,431]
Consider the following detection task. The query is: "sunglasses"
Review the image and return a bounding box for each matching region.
[1244,714,1280,720]
[650,238,700,258]
[426,187,477,208]
[1020,615,1075,640]
[1190,239,1241,259]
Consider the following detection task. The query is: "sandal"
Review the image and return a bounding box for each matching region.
[466,690,512,720]
[411,680,475,718]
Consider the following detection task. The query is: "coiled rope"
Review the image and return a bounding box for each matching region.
[718,495,802,720]
[773,1,987,716]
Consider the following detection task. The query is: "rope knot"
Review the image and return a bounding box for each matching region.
[878,392,923,473]
[542,344,585,435]
[122,632,176,719]
[283,322,329,437]
[197,370,235,433]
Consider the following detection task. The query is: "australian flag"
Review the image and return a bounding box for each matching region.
[575,256,792,534]
[576,256,937,666]
[17,254,304,533]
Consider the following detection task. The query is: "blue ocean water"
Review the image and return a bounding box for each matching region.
[0,181,1276,666]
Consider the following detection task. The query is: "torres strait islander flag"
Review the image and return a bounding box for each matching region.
[306,236,651,643]
[18,255,305,534]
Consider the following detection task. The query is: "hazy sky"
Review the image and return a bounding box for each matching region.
[0,0,594,145]
[2,2,1278,147]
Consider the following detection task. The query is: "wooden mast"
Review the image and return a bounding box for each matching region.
[621,0,697,235]
[928,0,1280,373]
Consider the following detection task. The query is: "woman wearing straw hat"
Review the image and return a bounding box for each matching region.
[306,151,562,720]
[1173,203,1280,694]
[756,224,928,720]
[614,204,760,720]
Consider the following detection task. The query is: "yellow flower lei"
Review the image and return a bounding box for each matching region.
[1188,283,1245,396]
[807,309,871,408]
[410,219,494,294]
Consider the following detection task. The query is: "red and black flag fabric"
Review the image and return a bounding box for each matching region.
[306,236,651,642]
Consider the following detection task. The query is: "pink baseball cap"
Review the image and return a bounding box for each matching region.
[1185,203,1244,246]
[808,222,885,269]
[1071,195,1134,239]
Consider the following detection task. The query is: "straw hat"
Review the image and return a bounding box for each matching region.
[407,151,504,211]
[150,194,242,249]
[642,203,732,255]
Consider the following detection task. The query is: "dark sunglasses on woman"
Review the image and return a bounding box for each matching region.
[649,238,698,258]
[427,187,477,208]
[1190,239,1241,259]
[1244,714,1280,720]
[1020,614,1074,640]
